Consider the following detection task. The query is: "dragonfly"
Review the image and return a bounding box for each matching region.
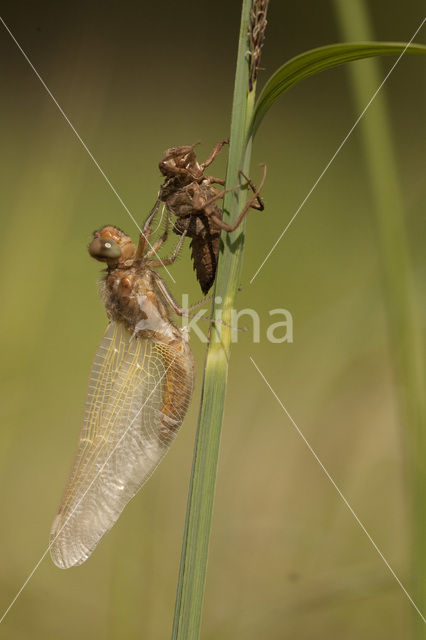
[157,140,266,294]
[50,212,195,569]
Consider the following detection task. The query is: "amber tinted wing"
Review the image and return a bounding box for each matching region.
[50,321,194,569]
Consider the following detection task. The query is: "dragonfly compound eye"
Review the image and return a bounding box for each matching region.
[89,236,122,261]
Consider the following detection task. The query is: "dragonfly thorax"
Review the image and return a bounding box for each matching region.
[101,266,181,344]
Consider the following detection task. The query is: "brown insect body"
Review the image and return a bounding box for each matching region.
[50,223,194,569]
[158,141,265,294]
[91,225,195,443]
[162,180,223,294]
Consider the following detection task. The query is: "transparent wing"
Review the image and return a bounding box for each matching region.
[50,321,194,569]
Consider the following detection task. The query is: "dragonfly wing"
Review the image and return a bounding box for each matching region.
[50,321,194,569]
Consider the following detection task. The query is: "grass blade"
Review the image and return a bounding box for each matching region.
[334,2,426,635]
[171,2,266,638]
[249,41,426,139]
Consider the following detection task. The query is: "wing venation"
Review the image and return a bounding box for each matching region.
[50,321,193,569]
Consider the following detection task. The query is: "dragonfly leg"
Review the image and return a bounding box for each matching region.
[134,199,162,259]
[151,271,210,315]
[209,163,266,232]
[144,210,170,259]
[200,139,228,170]
[194,183,241,211]
[146,230,187,268]
[205,176,225,186]
[238,167,265,211]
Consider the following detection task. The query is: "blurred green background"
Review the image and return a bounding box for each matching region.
[0,1,425,638]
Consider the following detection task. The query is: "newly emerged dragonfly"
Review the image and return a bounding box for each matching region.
[158,141,266,294]
[50,214,194,569]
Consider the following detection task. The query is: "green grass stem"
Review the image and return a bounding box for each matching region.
[334,1,426,635]
[171,2,259,638]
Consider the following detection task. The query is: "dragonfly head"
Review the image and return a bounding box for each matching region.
[159,143,201,181]
[89,226,136,267]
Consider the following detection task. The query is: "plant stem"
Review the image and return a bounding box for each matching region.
[334,1,426,634]
[171,1,259,638]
